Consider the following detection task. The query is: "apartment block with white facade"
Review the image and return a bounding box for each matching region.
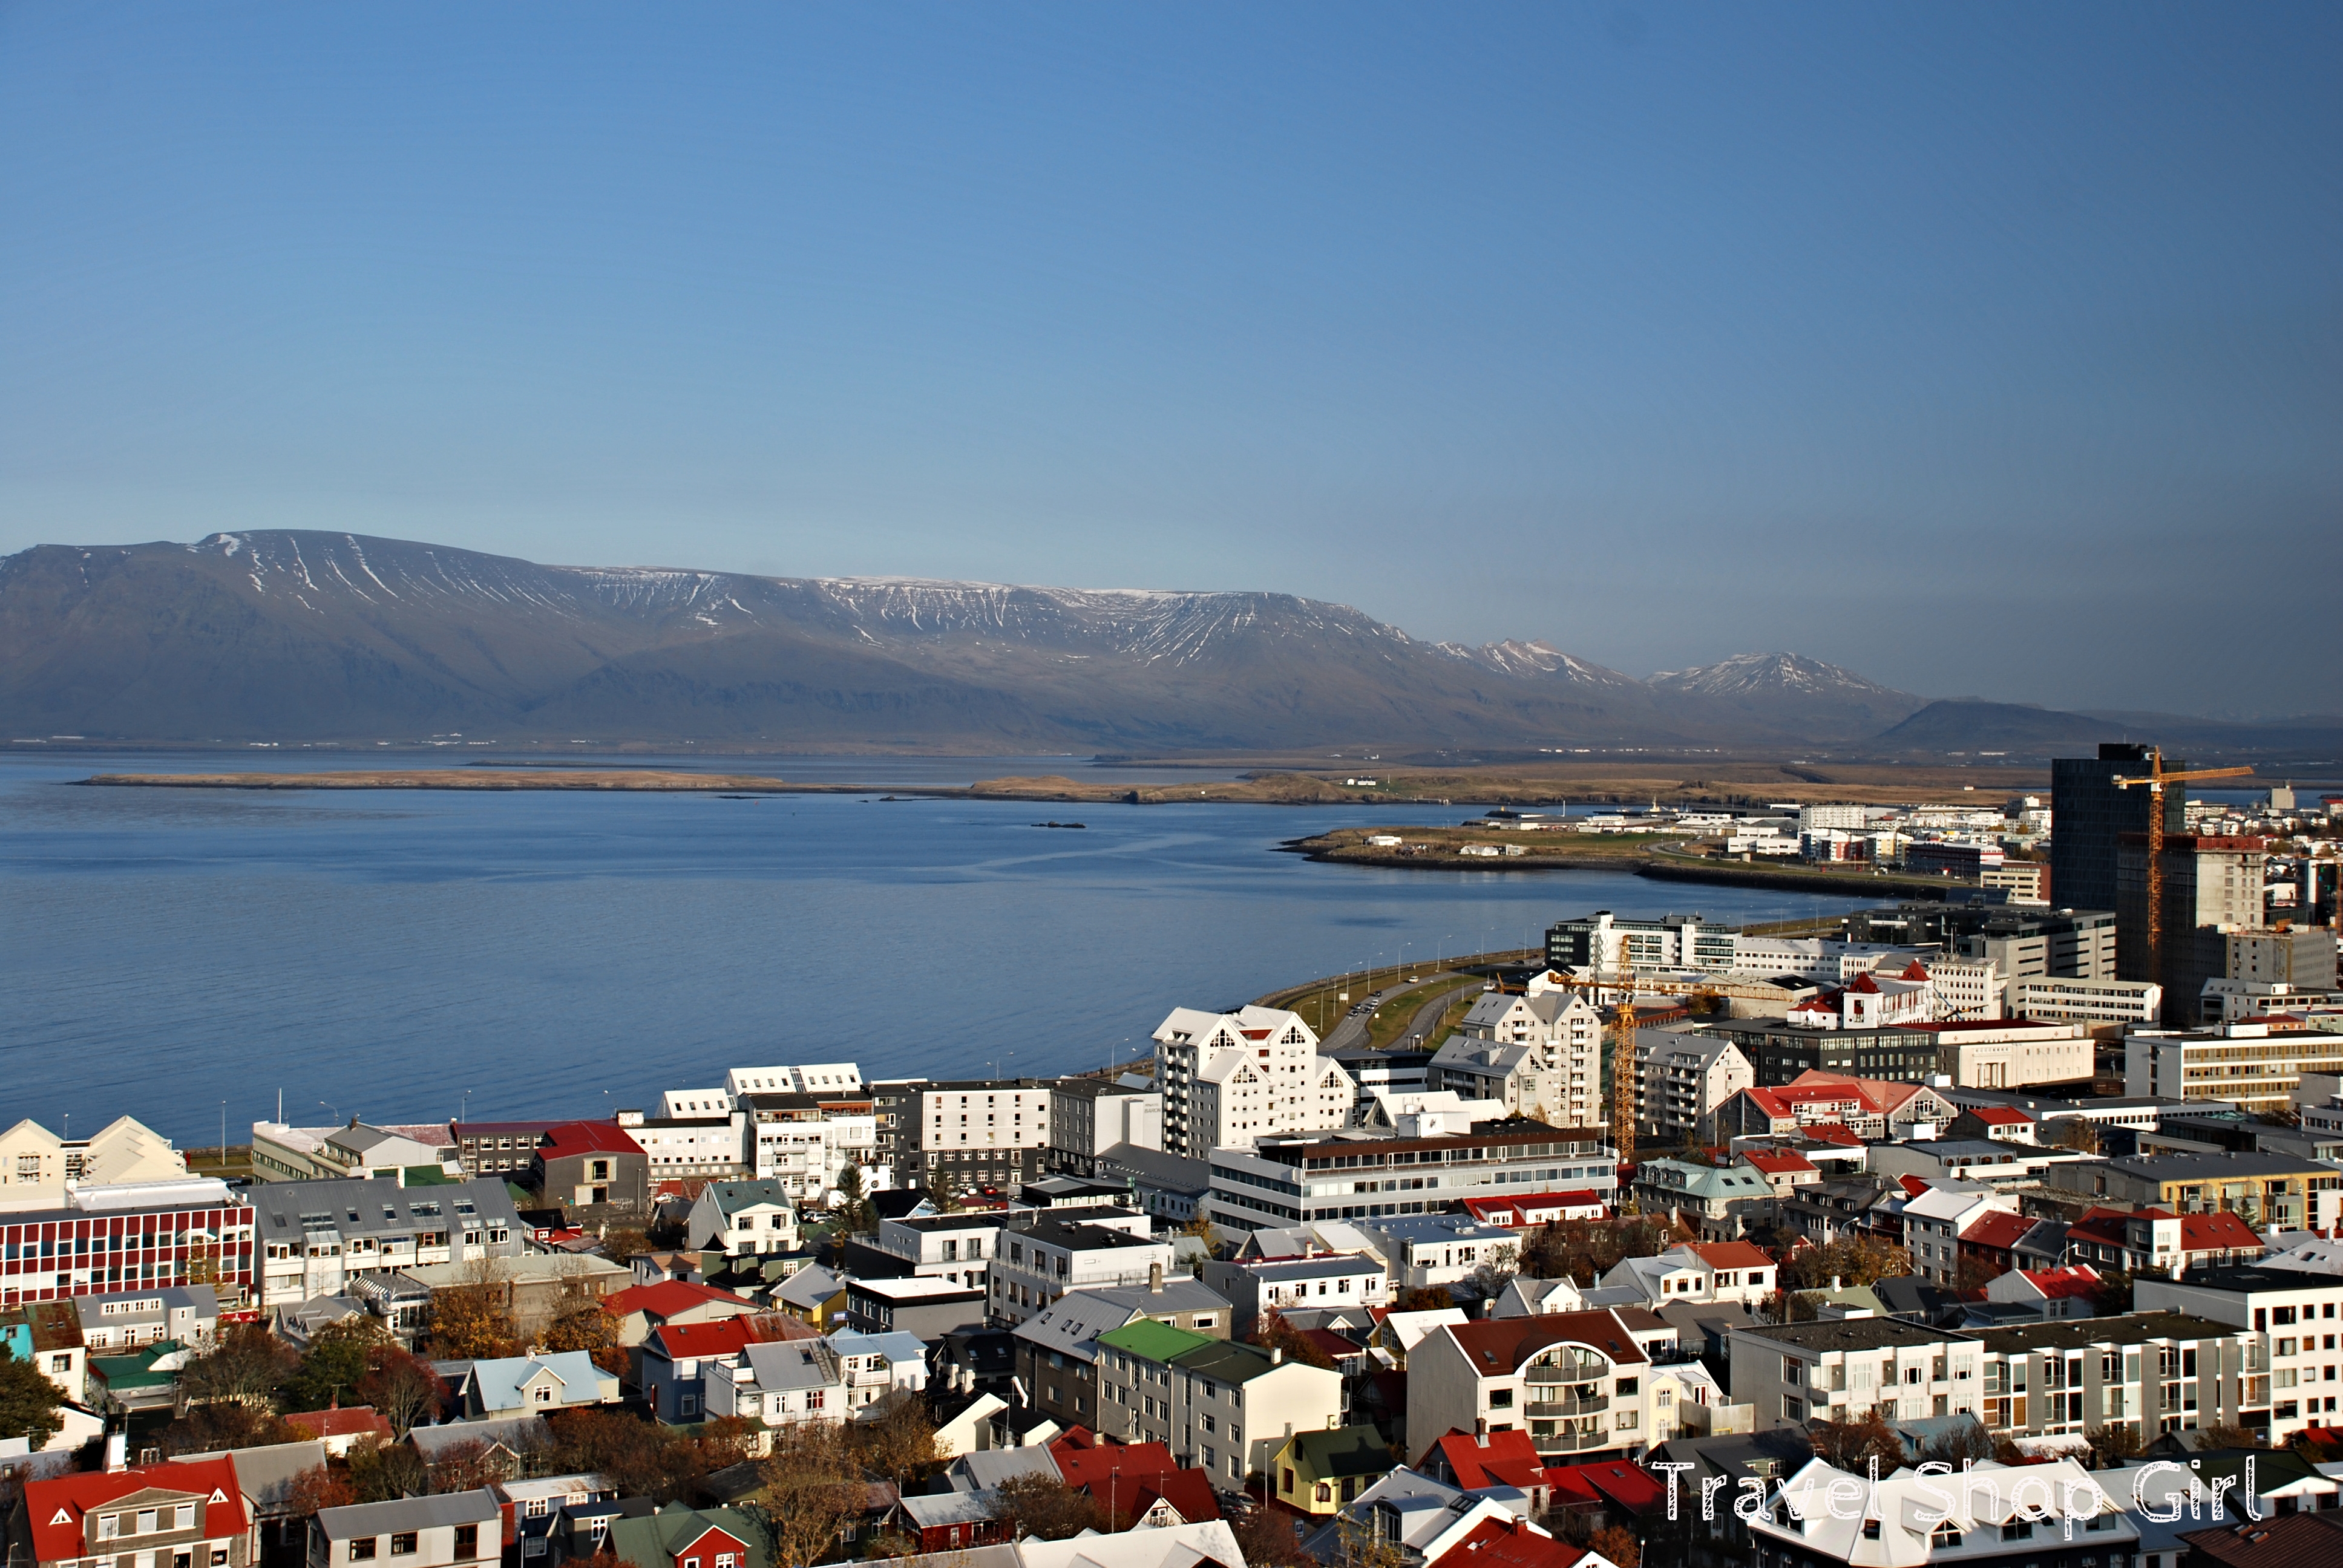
[1204,1120,1616,1234]
[917,1080,1055,1189]
[1153,1007,1353,1155]
[2135,1263,2343,1445]
[1633,1028,1752,1145]
[724,1063,865,1097]
[1730,1317,1982,1429]
[987,1207,1168,1325]
[1094,1317,1345,1485]
[614,1109,749,1178]
[1970,1311,2265,1445]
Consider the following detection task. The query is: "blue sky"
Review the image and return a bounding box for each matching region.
[2,4,2336,716]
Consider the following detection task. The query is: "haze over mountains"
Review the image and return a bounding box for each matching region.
[0,532,2330,758]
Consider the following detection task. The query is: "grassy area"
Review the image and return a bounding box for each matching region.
[186,1145,254,1181]
[1363,976,1484,1052]
[1300,825,1682,865]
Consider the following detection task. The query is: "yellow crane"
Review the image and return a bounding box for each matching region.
[2112,752,2254,982]
[1613,964,1636,1204]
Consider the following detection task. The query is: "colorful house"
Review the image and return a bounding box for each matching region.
[1270,1425,1396,1517]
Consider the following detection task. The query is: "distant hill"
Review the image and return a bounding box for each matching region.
[0,529,2306,757]
[1877,699,2343,762]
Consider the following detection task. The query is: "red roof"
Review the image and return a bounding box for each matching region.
[1426,1514,1585,1568]
[1740,1150,1817,1177]
[1302,1328,1362,1362]
[1895,1174,1930,1198]
[1428,1426,1547,1488]
[1544,1457,1668,1515]
[283,1406,395,1442]
[537,1120,647,1158]
[1848,972,1882,994]
[1960,1211,2035,1252]
[1685,1241,1775,1271]
[604,1279,758,1322]
[1967,1106,2033,1126]
[1122,1471,1222,1524]
[2178,1211,2264,1252]
[1460,1191,1608,1224]
[1441,1312,1648,1377]
[645,1313,810,1361]
[25,1458,251,1563]
[1054,1439,1178,1488]
[1900,960,1932,982]
[2020,1266,2103,1301]
[1804,1124,1864,1148]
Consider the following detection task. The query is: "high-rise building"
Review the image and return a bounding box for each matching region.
[2051,742,2184,918]
[2116,834,2267,1003]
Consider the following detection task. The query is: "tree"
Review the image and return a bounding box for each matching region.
[157,1402,302,1455]
[994,1472,1104,1541]
[600,1227,653,1263]
[179,1322,300,1409]
[428,1279,522,1360]
[2197,1422,2259,1451]
[0,1345,62,1449]
[849,1391,941,1492]
[355,1345,448,1437]
[1392,1287,1453,1313]
[756,1423,867,1568]
[1953,1254,2000,1295]
[346,1437,430,1503]
[833,1163,876,1237]
[425,1437,510,1494]
[1468,1243,1521,1302]
[287,1317,388,1411]
[2091,1270,2135,1317]
[2085,1423,2146,1468]
[1181,1214,1223,1257]
[283,1465,357,1516]
[1231,1504,1316,1567]
[1919,1419,1994,1466]
[1761,1289,1819,1325]
[540,1302,624,1374]
[1807,1409,1906,1473]
[1587,1525,1640,1568]
[1250,1308,1336,1370]
[2048,1118,2102,1154]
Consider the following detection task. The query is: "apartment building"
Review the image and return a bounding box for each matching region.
[0,1119,192,1212]
[1446,990,1607,1128]
[448,1121,561,1179]
[1153,1007,1353,1156]
[2135,1264,2343,1445]
[1046,1077,1164,1177]
[1901,1187,2019,1287]
[987,1209,1170,1325]
[249,1177,521,1312]
[1406,1311,1677,1463]
[2125,1022,2343,1112]
[1901,1020,2094,1090]
[1203,1120,1615,1235]
[1598,1241,1777,1309]
[865,1212,1003,1289]
[734,1099,879,1206]
[914,1080,1055,1195]
[2119,834,2267,1007]
[1729,1318,1981,1429]
[1011,1273,1230,1432]
[2044,1149,2338,1230]
[1201,1253,1386,1337]
[1634,1030,1752,1146]
[725,1063,864,1097]
[614,1109,747,1179]
[1698,1019,1946,1088]
[1,1189,257,1310]
[2011,976,2165,1027]
[1970,1312,2264,1443]
[1093,1318,1345,1485]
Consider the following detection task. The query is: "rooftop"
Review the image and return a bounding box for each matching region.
[1737,1318,1971,1352]
[1974,1312,2242,1354]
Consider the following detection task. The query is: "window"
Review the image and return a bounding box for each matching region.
[391,1535,418,1557]
[173,1507,194,1531]
[1488,1389,1513,1408]
[350,1541,378,1561]
[533,1385,554,1404]
[454,1527,479,1560]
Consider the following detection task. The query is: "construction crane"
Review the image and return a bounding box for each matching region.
[2112,751,2254,982]
[1612,962,1637,1207]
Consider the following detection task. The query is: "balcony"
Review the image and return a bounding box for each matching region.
[1530,1429,1617,1455]
[1527,1394,1609,1417]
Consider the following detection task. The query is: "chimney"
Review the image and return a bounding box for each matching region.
[1831,1275,1843,1292]
[1475,1417,1489,1445]
[105,1431,127,1473]
[1272,1347,1283,1365]
[1149,1261,1164,1294]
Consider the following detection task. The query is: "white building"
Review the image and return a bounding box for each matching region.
[724,1063,864,1097]
[1634,1029,1753,1145]
[1152,1007,1354,1155]
[752,1114,879,1205]
[1597,1241,1777,1308]
[1751,1456,2132,1568]
[2125,1023,2343,1112]
[702,1337,849,1429]
[2011,976,2164,1027]
[0,1117,191,1211]
[1901,1186,2020,1287]
[1445,990,1607,1126]
[1406,1310,1685,1461]
[1730,1317,1981,1428]
[2135,1263,2343,1446]
[615,1109,749,1177]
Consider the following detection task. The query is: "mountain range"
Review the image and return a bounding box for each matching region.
[0,532,2331,759]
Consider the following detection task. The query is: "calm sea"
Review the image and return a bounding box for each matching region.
[0,752,1859,1146]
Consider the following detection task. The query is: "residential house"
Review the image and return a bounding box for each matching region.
[1046,1078,1164,1179]
[701,1338,847,1430]
[2065,1207,2267,1276]
[1968,1311,2264,1445]
[1012,1274,1230,1432]
[601,1503,768,1568]
[826,1330,930,1416]
[1151,1007,1354,1156]
[1736,1150,1818,1202]
[683,1183,799,1261]
[2135,1263,2343,1446]
[859,1212,1004,1289]
[1492,1279,1588,1318]
[1458,1192,1608,1230]
[1898,1186,2016,1287]
[1979,1266,2106,1322]
[1944,1105,2040,1144]
[1270,1425,1396,1518]
[1728,1316,1982,1428]
[1200,1253,1386,1338]
[76,1284,218,1350]
[634,1316,814,1424]
[771,1264,847,1330]
[409,1418,549,1483]
[530,1124,649,1216]
[446,1353,622,1420]
[297,1124,457,1183]
[600,1281,759,1348]
[249,1177,521,1313]
[1406,1312,1679,1463]
[1628,1160,1774,1239]
[281,1408,394,1457]
[1867,1138,2087,1189]
[1,1300,88,1402]
[87,1338,195,1412]
[0,1117,191,1210]
[988,1210,1172,1325]
[375,1253,629,1345]
[1298,1469,1572,1568]
[10,1457,257,1568]
[1750,1455,2133,1568]
[1715,1073,1958,1143]
[841,1276,985,1341]
[1598,1243,1778,1310]
[167,1440,327,1561]
[889,1494,1010,1557]
[487,1475,617,1568]
[1360,1217,1524,1293]
[1050,1436,1222,1528]
[311,1493,502,1568]
[1775,1176,1902,1250]
[1634,1031,1754,1147]
[1093,1318,1346,1486]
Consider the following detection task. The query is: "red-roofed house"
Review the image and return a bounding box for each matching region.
[603,1279,761,1348]
[1955,1209,2041,1284]
[531,1121,649,1215]
[1409,1311,1699,1463]
[1050,1436,1222,1526]
[281,1405,396,1455]
[1982,1264,2104,1320]
[633,1313,814,1422]
[2065,1207,2266,1276]
[1948,1105,2039,1145]
[1598,1241,1778,1309]
[1738,1149,1820,1199]
[1715,1074,1955,1142]
[1423,1427,1552,1503]
[1424,1513,1617,1568]
[1460,1192,1610,1229]
[14,1456,255,1568]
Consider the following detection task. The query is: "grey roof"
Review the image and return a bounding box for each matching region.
[774,1263,844,1309]
[248,1175,520,1243]
[738,1338,841,1392]
[2143,1264,2343,1295]
[900,1492,1003,1527]
[409,1416,549,1461]
[1971,1312,2243,1354]
[78,1284,218,1330]
[2107,1150,2330,1180]
[1233,1255,1383,1284]
[1096,1143,1210,1192]
[1737,1319,1976,1352]
[1011,1279,1227,1362]
[1050,1078,1156,1102]
[1365,1215,1525,1246]
[172,1440,329,1513]
[946,1448,1058,1493]
[1012,1214,1162,1252]
[848,1276,985,1302]
[316,1490,502,1539]
[704,1180,794,1215]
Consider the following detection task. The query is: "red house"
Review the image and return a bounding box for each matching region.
[13,1456,255,1568]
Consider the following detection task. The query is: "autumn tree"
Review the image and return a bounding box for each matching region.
[283,1466,356,1516]
[0,1346,62,1449]
[2085,1423,2146,1468]
[600,1227,653,1263]
[833,1164,876,1237]
[1467,1243,1521,1302]
[355,1345,448,1437]
[1181,1214,1223,1258]
[2197,1422,2259,1451]
[1230,1504,1316,1567]
[428,1278,522,1360]
[1953,1255,2001,1295]
[1392,1287,1453,1313]
[1807,1409,1906,1473]
[347,1437,430,1503]
[2048,1118,2102,1155]
[158,1402,303,1455]
[756,1423,867,1568]
[179,1322,300,1409]
[994,1472,1104,1540]
[287,1317,389,1411]
[1250,1308,1335,1370]
[849,1391,941,1492]
[539,1301,624,1374]
[1587,1525,1640,1568]
[1780,1236,1910,1292]
[1919,1419,1994,1466]
[2091,1270,2135,1317]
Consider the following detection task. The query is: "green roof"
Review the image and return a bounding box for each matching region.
[1279,1424,1395,1480]
[607,1504,769,1568]
[1097,1319,1215,1363]
[1172,1337,1283,1384]
[91,1340,184,1391]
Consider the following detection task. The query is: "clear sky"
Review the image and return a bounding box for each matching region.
[2,4,2336,717]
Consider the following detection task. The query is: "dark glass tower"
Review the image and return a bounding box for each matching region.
[2051,742,2183,916]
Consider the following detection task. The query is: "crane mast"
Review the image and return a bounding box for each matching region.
[2112,751,2253,984]
[1611,961,1637,1210]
